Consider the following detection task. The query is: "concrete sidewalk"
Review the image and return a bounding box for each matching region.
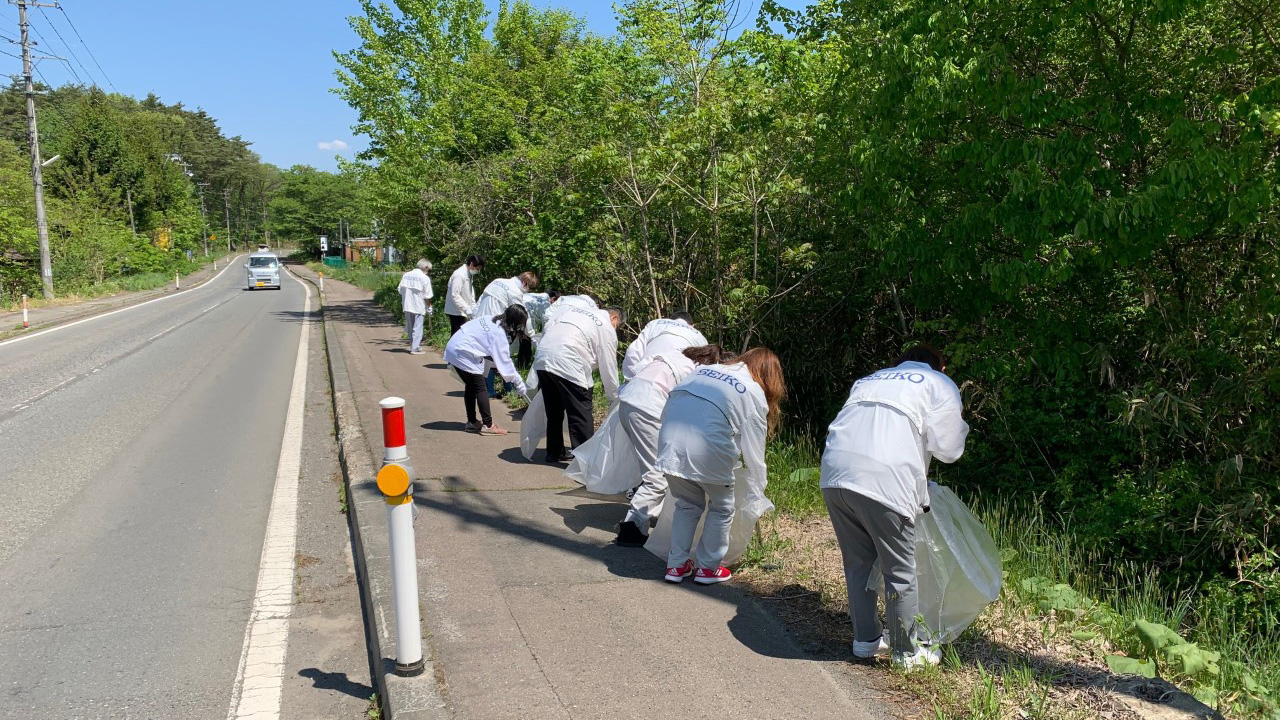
[0,252,243,337]
[306,266,892,720]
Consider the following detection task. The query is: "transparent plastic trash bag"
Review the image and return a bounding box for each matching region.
[563,405,644,496]
[868,484,1002,644]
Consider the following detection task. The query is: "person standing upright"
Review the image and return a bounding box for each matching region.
[398,259,434,355]
[530,304,623,463]
[819,345,969,670]
[444,255,484,335]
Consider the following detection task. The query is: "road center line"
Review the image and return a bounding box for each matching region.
[0,254,244,349]
[1,296,239,422]
[225,267,311,720]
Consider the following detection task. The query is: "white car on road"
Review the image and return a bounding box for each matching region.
[245,251,282,290]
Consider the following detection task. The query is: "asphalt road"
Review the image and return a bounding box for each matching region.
[0,261,311,719]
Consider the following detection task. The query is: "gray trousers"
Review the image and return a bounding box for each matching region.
[668,475,735,570]
[619,402,666,531]
[404,311,424,352]
[822,487,921,653]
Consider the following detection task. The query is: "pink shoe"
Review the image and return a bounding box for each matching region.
[694,566,732,585]
[664,560,694,583]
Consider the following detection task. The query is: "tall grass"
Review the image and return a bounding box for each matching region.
[758,434,1279,716]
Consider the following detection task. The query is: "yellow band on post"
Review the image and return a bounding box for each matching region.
[384,494,413,506]
[377,464,412,497]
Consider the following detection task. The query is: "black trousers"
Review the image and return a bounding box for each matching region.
[457,367,492,427]
[517,337,533,370]
[538,371,594,458]
[447,313,467,335]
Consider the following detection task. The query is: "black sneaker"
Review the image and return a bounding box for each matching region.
[615,521,648,547]
[545,451,573,464]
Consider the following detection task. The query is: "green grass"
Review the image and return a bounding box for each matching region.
[755,435,1279,717]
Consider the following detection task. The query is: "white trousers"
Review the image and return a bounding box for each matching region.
[619,402,665,532]
[404,312,424,352]
[667,474,735,570]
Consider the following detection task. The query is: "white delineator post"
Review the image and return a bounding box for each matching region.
[21,294,29,329]
[175,271,180,290]
[319,271,324,293]
[376,396,425,677]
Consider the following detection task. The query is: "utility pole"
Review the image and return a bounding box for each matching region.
[197,182,210,257]
[15,0,58,299]
[222,189,232,252]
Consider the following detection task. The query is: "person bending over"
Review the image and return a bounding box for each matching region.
[443,305,530,436]
[613,344,728,546]
[819,345,969,670]
[621,310,708,381]
[530,304,622,463]
[655,347,784,584]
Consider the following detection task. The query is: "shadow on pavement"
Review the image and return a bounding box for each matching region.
[297,668,374,700]
[325,300,398,329]
[551,502,627,535]
[415,483,656,581]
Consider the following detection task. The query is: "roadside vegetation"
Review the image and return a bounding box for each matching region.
[0,84,368,306]
[323,0,1278,715]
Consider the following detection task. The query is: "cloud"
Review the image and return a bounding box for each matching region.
[317,139,349,151]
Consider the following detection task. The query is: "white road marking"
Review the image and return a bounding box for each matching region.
[225,267,311,720]
[4,296,237,418]
[0,254,245,348]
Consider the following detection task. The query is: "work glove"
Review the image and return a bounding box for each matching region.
[426,306,434,316]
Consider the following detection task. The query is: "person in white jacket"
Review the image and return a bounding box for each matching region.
[621,311,708,381]
[607,344,728,545]
[819,345,969,670]
[656,347,785,584]
[543,293,598,328]
[444,255,485,335]
[443,305,530,436]
[529,304,622,463]
[398,259,434,355]
[476,271,539,396]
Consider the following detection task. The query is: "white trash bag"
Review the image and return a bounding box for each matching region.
[563,405,643,496]
[869,484,1002,644]
[519,388,571,460]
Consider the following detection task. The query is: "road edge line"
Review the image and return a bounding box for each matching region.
[294,264,449,720]
[225,268,311,720]
[0,253,246,348]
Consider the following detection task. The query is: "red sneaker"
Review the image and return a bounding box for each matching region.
[694,566,732,585]
[664,560,694,583]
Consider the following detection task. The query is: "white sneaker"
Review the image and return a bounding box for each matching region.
[891,644,941,671]
[852,636,890,659]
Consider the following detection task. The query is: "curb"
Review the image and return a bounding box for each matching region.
[0,254,244,341]
[297,266,449,720]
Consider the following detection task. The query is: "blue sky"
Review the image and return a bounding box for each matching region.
[1,1,799,173]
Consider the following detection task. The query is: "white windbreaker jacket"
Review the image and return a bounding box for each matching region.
[543,294,597,328]
[820,361,969,517]
[443,317,528,395]
[619,351,696,418]
[444,264,477,317]
[529,306,620,400]
[398,268,433,315]
[648,361,774,565]
[476,277,534,338]
[621,318,708,380]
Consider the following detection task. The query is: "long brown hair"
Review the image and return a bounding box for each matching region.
[737,347,785,435]
[682,344,729,366]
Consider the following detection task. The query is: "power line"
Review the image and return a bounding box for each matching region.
[55,5,112,91]
[37,6,97,88]
[26,19,81,85]
[0,48,21,60]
